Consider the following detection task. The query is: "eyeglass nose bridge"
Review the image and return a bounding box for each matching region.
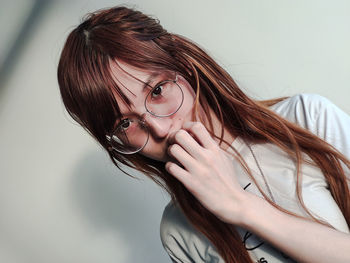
[140,111,174,138]
[139,111,161,127]
[139,112,161,130]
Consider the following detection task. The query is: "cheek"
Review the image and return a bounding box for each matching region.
[176,101,194,123]
[179,89,196,116]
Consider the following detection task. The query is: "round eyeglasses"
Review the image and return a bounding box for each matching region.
[107,73,184,154]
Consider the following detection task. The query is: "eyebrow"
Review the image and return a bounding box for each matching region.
[141,71,163,92]
[116,71,164,122]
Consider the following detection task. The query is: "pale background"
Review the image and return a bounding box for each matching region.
[0,0,349,262]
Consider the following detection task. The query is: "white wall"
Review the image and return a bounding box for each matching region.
[0,0,349,262]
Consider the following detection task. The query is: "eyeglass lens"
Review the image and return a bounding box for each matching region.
[110,78,184,154]
[145,80,183,117]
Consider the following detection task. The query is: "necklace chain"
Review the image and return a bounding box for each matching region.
[247,143,276,203]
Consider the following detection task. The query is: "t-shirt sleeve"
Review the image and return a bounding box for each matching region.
[310,95,350,160]
[271,93,350,176]
[269,93,350,232]
[160,201,225,263]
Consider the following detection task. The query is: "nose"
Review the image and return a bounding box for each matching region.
[142,113,172,139]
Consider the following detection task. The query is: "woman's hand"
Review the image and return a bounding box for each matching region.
[165,122,350,263]
[165,121,248,224]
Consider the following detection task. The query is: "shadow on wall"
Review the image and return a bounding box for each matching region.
[0,0,52,100]
[69,149,170,262]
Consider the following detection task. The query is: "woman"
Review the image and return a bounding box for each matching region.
[57,6,350,263]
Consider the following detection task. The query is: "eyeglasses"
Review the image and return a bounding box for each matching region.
[107,73,184,154]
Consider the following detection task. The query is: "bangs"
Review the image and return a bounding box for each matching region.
[107,59,178,130]
[59,38,125,139]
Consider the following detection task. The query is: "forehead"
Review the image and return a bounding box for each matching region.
[109,60,145,115]
[109,59,173,98]
[110,60,154,92]
[109,60,169,116]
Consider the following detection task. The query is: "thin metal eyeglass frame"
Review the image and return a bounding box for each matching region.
[109,73,184,154]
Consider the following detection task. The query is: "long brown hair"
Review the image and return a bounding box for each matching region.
[57,6,350,262]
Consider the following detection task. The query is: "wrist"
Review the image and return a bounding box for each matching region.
[235,192,273,230]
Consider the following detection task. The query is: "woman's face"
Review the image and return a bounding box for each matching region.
[110,60,197,162]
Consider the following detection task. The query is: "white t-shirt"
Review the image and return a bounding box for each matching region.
[160,94,350,263]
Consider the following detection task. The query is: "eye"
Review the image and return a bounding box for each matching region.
[120,118,131,130]
[151,85,163,97]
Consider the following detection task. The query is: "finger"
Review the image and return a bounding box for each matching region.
[168,129,204,158]
[182,122,217,149]
[167,143,196,172]
[165,161,192,188]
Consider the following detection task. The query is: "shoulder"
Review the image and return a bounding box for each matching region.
[270,93,333,114]
[268,93,334,130]
[269,93,350,158]
[160,201,224,262]
[160,201,192,240]
[160,201,206,250]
